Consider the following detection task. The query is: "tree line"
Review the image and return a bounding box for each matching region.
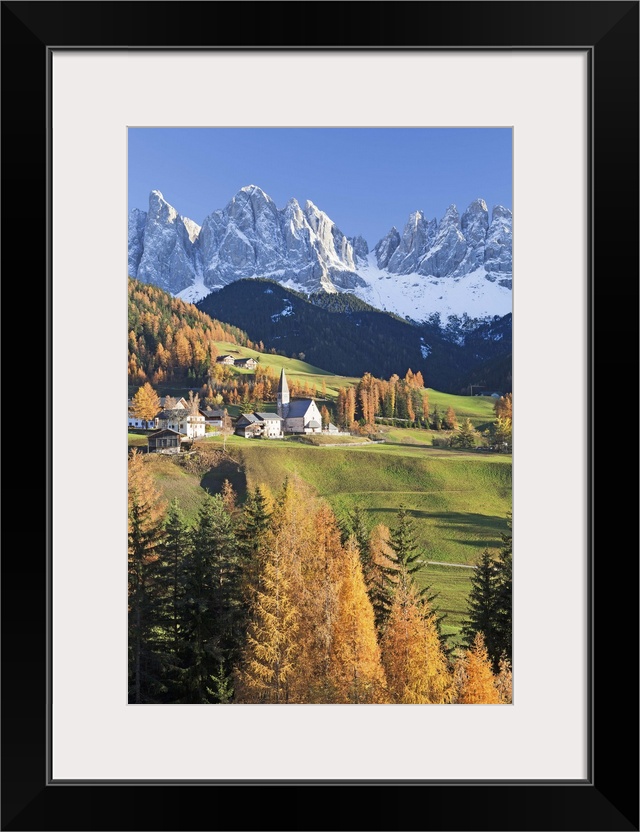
[128,278,254,386]
[129,453,512,704]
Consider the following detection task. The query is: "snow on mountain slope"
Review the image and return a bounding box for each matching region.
[352,254,512,322]
[131,186,512,321]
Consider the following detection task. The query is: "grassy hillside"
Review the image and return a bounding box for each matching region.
[212,341,498,421]
[143,435,511,643]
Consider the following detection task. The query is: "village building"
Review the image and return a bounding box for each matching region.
[326,422,339,435]
[234,357,258,370]
[159,396,189,409]
[156,408,206,439]
[128,411,158,430]
[216,354,236,365]
[277,369,323,434]
[148,428,182,454]
[199,408,226,428]
[235,412,283,439]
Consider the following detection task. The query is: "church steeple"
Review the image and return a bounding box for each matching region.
[277,368,290,418]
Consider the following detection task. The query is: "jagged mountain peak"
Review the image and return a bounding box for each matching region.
[128,187,512,320]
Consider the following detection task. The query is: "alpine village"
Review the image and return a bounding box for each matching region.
[128,277,512,706]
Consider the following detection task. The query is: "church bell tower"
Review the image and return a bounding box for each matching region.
[277,368,290,418]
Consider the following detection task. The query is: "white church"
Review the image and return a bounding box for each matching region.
[277,368,323,434]
[234,368,323,438]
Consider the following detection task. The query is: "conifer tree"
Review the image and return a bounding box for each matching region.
[158,499,190,650]
[493,518,513,669]
[462,549,499,656]
[180,494,240,703]
[221,478,237,516]
[236,530,299,703]
[236,485,273,613]
[132,382,161,428]
[381,581,453,704]
[495,655,513,704]
[292,502,345,703]
[367,523,398,632]
[455,632,501,704]
[389,505,423,584]
[462,516,512,672]
[329,539,387,703]
[128,451,167,702]
[452,417,477,449]
[444,405,459,431]
[341,506,371,575]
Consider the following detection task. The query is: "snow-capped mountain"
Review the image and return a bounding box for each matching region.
[128,187,512,321]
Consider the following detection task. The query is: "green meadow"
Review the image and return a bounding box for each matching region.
[139,429,510,644]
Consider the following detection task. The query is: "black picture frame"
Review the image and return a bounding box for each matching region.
[2,2,638,830]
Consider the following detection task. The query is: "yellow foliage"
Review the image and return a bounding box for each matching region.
[455,632,501,704]
[330,539,387,704]
[381,582,454,704]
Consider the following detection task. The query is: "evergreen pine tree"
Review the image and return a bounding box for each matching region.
[389,505,423,583]
[128,451,167,703]
[180,494,240,703]
[462,549,499,658]
[493,517,513,669]
[158,499,190,650]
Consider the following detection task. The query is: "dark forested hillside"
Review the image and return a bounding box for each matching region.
[197,279,512,393]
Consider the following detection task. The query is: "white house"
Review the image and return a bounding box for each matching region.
[156,408,206,439]
[277,369,322,434]
[235,412,283,439]
[128,411,158,430]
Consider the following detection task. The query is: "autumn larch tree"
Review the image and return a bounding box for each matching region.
[128,450,167,703]
[132,382,161,429]
[292,502,346,703]
[495,655,513,704]
[494,392,512,421]
[454,632,501,704]
[444,405,459,431]
[329,538,387,704]
[421,392,430,425]
[320,404,331,428]
[236,529,300,704]
[381,580,453,704]
[220,478,237,516]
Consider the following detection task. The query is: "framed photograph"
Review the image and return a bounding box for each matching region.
[2,2,637,830]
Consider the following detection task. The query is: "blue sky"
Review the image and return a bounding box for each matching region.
[128,128,512,248]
